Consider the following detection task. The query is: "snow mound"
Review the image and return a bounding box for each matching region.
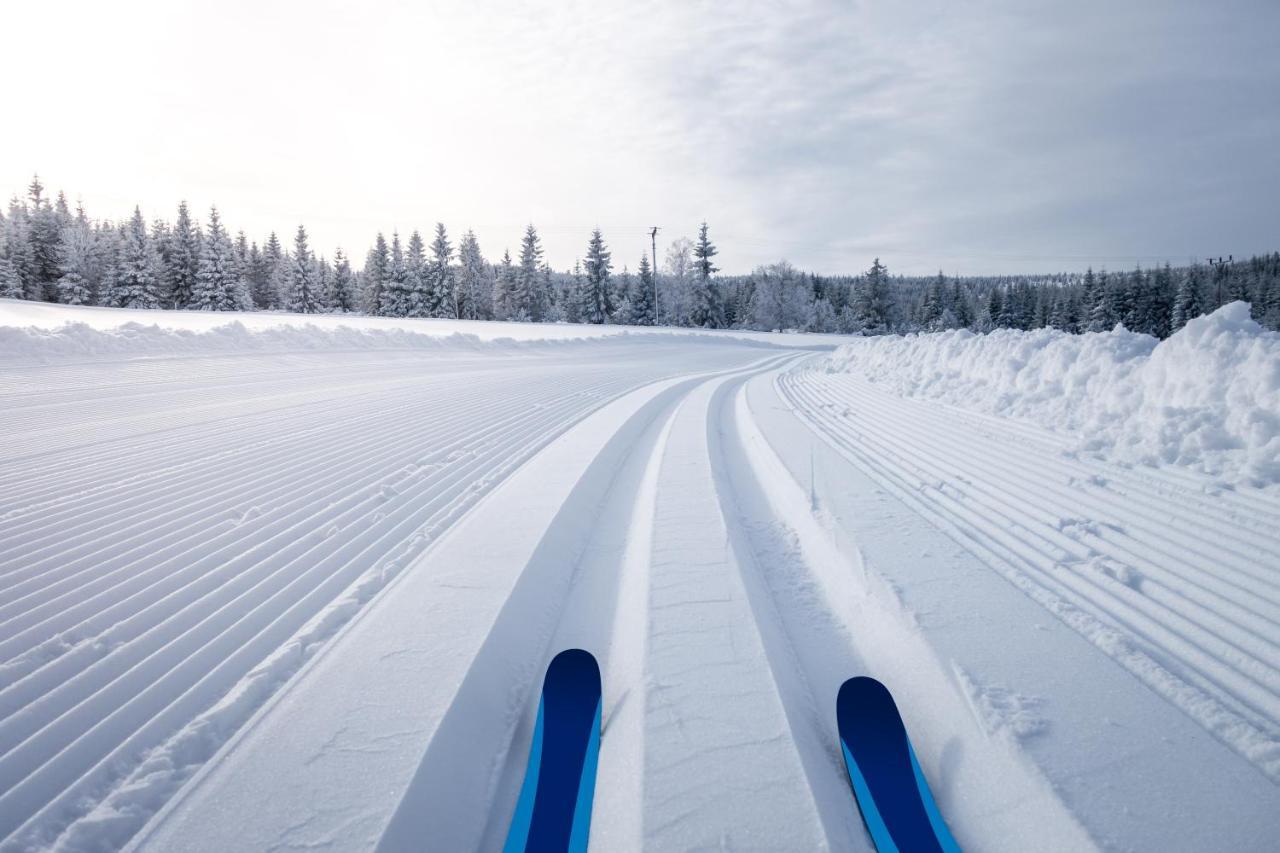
[0,319,499,362]
[0,319,788,363]
[823,303,1280,489]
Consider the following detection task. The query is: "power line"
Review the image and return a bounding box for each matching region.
[650,226,660,316]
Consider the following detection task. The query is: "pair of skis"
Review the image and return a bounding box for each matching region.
[505,650,959,853]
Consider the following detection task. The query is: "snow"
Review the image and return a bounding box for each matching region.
[0,299,849,359]
[1,303,1277,852]
[823,302,1280,490]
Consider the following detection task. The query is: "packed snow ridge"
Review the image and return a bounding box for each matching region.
[824,302,1280,490]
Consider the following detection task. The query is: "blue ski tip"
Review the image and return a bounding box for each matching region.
[837,676,961,853]
[504,649,602,853]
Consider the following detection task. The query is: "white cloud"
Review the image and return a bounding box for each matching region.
[2,0,1276,275]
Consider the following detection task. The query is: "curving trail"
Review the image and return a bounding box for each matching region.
[1,338,1277,852]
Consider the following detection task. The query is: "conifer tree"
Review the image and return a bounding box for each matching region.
[234,231,250,276]
[363,233,389,314]
[691,221,719,327]
[167,201,202,308]
[25,175,63,299]
[192,206,250,311]
[630,253,656,326]
[1086,270,1114,331]
[455,230,488,320]
[919,272,948,330]
[329,248,357,312]
[380,232,409,316]
[1171,264,1206,332]
[950,281,973,329]
[1,206,35,299]
[0,255,21,299]
[404,230,429,316]
[55,221,95,304]
[853,258,891,333]
[107,207,162,309]
[428,223,453,317]
[494,249,517,319]
[516,225,543,321]
[581,228,613,323]
[285,224,321,313]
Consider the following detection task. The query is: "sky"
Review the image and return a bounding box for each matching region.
[3,0,1278,276]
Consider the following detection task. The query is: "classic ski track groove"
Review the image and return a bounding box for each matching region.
[0,345,772,850]
[3,340,1276,851]
[780,366,1280,776]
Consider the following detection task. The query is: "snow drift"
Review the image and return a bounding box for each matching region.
[823,302,1280,489]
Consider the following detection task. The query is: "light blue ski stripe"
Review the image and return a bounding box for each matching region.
[566,698,602,853]
[503,698,545,853]
[908,741,961,853]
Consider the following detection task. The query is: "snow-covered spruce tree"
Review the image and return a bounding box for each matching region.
[55,220,95,304]
[253,232,283,309]
[404,230,428,317]
[1107,267,1140,330]
[363,232,389,315]
[192,207,250,311]
[25,175,64,300]
[428,223,454,318]
[580,228,612,324]
[328,248,357,312]
[0,254,23,299]
[516,225,543,321]
[1264,262,1280,330]
[918,272,949,330]
[167,201,202,308]
[455,230,488,320]
[691,221,719,327]
[380,232,410,316]
[612,267,634,324]
[1170,264,1206,332]
[563,260,584,323]
[235,231,250,277]
[852,258,891,334]
[285,225,322,313]
[107,207,162,309]
[315,257,333,312]
[2,205,35,299]
[488,250,509,319]
[1137,264,1174,338]
[950,281,973,328]
[630,253,656,325]
[1085,269,1113,331]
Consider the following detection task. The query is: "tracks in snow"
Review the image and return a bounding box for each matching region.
[0,344,768,852]
[779,365,1280,780]
[10,340,1265,851]
[371,354,1089,852]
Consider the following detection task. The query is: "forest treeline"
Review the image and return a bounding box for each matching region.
[3,176,1278,336]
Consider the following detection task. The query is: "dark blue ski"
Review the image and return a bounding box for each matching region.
[504,649,602,853]
[836,677,961,853]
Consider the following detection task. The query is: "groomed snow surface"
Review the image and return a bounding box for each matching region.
[0,301,1277,852]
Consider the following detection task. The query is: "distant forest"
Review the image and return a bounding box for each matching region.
[3,176,1278,337]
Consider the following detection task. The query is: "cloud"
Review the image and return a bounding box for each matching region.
[1,0,1276,275]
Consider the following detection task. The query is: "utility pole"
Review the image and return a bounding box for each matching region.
[650,226,660,324]
[1207,255,1233,305]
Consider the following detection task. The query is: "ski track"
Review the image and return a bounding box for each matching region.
[779,365,1280,779]
[2,337,1277,852]
[0,343,771,851]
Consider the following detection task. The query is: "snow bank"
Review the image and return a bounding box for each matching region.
[823,303,1280,489]
[0,298,848,353]
[0,319,503,362]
